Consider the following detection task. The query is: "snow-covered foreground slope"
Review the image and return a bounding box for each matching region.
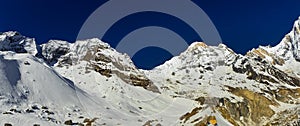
[1,18,300,125]
[0,51,91,125]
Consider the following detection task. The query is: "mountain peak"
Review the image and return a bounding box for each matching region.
[187,42,209,52]
[189,42,208,48]
[258,18,300,62]
[40,40,71,64]
[1,31,20,37]
[0,31,37,55]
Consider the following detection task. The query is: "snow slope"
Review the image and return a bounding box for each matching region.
[0,51,91,125]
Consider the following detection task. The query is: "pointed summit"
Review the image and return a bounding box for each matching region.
[261,17,300,61]
[0,31,37,55]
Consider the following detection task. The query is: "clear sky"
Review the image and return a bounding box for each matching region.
[1,0,300,69]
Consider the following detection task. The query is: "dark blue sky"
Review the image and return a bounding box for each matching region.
[1,0,300,69]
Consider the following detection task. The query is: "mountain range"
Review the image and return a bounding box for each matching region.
[1,17,300,126]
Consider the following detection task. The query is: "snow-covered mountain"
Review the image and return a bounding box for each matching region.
[1,18,300,126]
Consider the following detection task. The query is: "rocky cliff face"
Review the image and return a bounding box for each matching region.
[40,38,159,93]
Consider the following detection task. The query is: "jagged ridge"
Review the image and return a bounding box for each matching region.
[0,17,300,125]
